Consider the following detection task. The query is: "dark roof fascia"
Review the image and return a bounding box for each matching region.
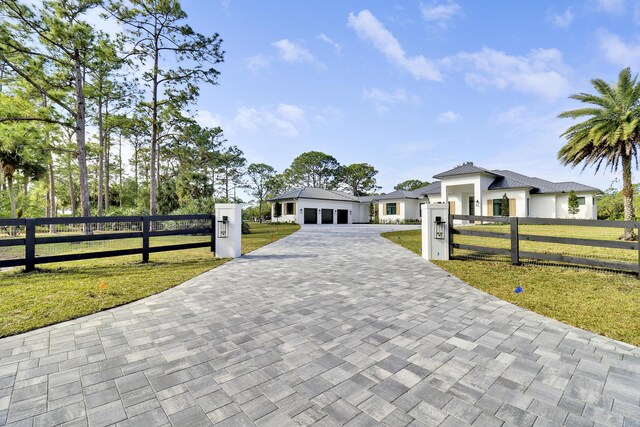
[486,185,534,192]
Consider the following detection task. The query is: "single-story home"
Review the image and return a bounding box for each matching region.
[268,187,371,224]
[268,162,602,224]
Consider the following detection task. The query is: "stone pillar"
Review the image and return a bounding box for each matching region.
[422,203,450,261]
[215,203,242,258]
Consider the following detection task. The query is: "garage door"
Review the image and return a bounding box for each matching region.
[337,209,348,224]
[321,209,333,224]
[303,208,317,224]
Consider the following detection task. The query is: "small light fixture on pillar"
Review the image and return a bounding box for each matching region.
[217,216,229,238]
[475,200,480,208]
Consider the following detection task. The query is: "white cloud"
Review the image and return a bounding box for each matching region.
[244,54,271,73]
[195,110,224,129]
[233,103,307,137]
[550,8,574,28]
[362,87,420,112]
[452,47,571,99]
[596,29,640,69]
[595,0,625,14]
[272,39,314,63]
[420,1,461,28]
[348,9,442,81]
[437,111,461,123]
[317,33,342,54]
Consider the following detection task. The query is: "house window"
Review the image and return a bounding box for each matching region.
[493,200,502,216]
[285,202,294,215]
[577,197,585,206]
[386,203,397,215]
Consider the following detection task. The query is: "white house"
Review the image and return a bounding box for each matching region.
[268,187,370,224]
[269,162,601,224]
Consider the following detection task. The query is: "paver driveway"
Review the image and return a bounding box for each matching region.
[0,225,639,427]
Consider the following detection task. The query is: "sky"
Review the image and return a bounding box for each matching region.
[115,0,640,195]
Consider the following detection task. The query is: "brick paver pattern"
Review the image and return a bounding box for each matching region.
[0,225,639,426]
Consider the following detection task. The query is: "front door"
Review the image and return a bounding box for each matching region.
[469,197,475,216]
[304,208,317,224]
[321,209,334,224]
[337,209,348,224]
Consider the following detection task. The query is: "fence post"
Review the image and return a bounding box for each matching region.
[637,223,640,279]
[449,213,454,256]
[25,218,36,272]
[510,216,519,265]
[211,215,216,253]
[142,216,150,263]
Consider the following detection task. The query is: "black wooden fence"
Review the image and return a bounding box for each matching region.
[450,214,640,275]
[0,214,216,272]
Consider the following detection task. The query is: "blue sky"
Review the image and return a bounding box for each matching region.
[180,0,639,194]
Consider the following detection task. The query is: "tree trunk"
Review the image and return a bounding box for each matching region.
[22,175,28,197]
[7,174,16,236]
[622,153,636,240]
[7,175,15,219]
[259,199,263,223]
[149,39,159,216]
[134,140,139,197]
[105,132,110,212]
[97,95,104,217]
[119,133,123,206]
[225,167,229,200]
[74,51,90,220]
[48,159,56,233]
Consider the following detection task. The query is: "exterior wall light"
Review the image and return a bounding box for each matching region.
[218,216,229,238]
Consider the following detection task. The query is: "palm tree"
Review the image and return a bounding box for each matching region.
[558,67,640,240]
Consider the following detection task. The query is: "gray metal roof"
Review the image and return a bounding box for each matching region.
[433,162,499,179]
[414,181,441,195]
[374,190,420,201]
[268,168,601,204]
[490,170,601,194]
[358,195,377,202]
[267,187,361,202]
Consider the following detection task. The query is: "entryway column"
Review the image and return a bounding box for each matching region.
[215,203,242,258]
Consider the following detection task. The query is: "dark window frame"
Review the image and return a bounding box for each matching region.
[386,203,397,215]
[493,199,502,216]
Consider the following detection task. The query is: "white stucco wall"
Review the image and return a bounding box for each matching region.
[555,193,597,219]
[483,189,528,217]
[529,194,556,218]
[378,199,422,222]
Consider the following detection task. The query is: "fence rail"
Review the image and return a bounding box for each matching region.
[0,214,216,272]
[450,214,640,275]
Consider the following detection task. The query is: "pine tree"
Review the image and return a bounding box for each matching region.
[568,190,580,217]
[501,193,510,217]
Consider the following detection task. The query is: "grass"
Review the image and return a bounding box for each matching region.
[382,227,640,346]
[0,222,300,337]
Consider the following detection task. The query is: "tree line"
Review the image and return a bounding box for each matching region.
[0,0,236,219]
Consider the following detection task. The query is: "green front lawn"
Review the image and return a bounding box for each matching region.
[382,228,640,347]
[0,222,300,337]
